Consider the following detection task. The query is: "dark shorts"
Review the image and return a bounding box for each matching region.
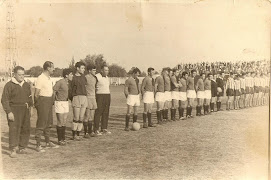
[250,87,254,94]
[240,88,245,95]
[234,90,241,96]
[211,90,217,97]
[226,89,234,96]
[254,86,259,93]
[265,87,269,93]
[245,87,250,94]
[217,87,224,97]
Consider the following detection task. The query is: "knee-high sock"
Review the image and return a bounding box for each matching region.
[125,114,130,128]
[133,114,138,123]
[77,121,83,131]
[88,121,93,134]
[83,121,88,134]
[143,113,147,124]
[147,112,152,125]
[56,126,61,142]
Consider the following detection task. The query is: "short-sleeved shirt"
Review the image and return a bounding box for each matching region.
[204,79,211,90]
[234,79,241,90]
[227,77,235,89]
[85,74,97,97]
[170,75,179,91]
[155,76,165,92]
[240,78,246,89]
[35,73,53,97]
[96,73,110,94]
[71,74,87,97]
[187,77,195,90]
[141,76,154,92]
[179,78,187,92]
[196,78,204,91]
[53,79,69,101]
[163,75,171,91]
[125,77,140,95]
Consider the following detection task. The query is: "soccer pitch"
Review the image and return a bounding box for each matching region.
[0,84,269,179]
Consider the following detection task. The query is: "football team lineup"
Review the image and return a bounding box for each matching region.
[0,60,269,179]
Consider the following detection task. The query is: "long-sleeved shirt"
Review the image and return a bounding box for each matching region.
[1,78,33,114]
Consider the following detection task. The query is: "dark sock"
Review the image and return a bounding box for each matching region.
[171,109,174,120]
[88,121,93,134]
[56,126,61,142]
[210,103,214,111]
[72,130,76,138]
[180,108,184,117]
[186,107,189,116]
[125,114,130,128]
[147,112,152,125]
[133,114,137,123]
[190,107,193,116]
[196,106,199,115]
[165,109,168,120]
[178,108,182,118]
[83,121,88,135]
[143,113,147,124]
[218,101,221,110]
[162,109,166,119]
[63,126,66,140]
[206,105,209,113]
[76,131,80,136]
[156,111,160,122]
[216,102,220,110]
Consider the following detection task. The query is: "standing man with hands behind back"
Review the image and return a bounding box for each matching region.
[34,61,59,152]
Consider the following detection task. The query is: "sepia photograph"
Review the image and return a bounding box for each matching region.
[0,0,270,179]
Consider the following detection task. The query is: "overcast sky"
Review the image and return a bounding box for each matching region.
[0,0,270,72]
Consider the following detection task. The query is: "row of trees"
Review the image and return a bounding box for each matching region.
[25,54,147,77]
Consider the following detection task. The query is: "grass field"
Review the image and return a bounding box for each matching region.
[0,82,269,179]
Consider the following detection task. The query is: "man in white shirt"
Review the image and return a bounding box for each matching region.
[34,61,59,152]
[93,65,111,135]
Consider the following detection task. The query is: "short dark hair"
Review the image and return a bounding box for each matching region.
[43,61,53,70]
[182,71,188,77]
[62,68,73,78]
[13,66,24,73]
[87,64,96,71]
[101,64,109,70]
[147,67,154,73]
[207,73,212,77]
[200,73,205,76]
[75,61,85,69]
[173,68,179,73]
[133,67,141,74]
[191,70,196,74]
[168,68,172,72]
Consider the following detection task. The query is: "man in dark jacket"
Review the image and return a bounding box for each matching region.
[1,66,33,158]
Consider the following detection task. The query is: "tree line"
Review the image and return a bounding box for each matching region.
[25,54,147,77]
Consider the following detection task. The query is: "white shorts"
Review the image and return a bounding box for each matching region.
[55,101,69,114]
[197,91,205,99]
[164,91,172,101]
[143,91,154,104]
[171,91,179,100]
[204,90,211,100]
[187,90,196,99]
[127,95,140,107]
[155,92,165,102]
[179,92,187,101]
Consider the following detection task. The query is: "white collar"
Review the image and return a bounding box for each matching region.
[12,77,25,87]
